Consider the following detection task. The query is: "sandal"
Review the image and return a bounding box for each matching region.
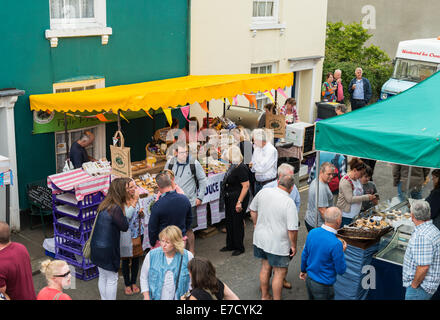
[124,286,133,296]
[131,284,140,294]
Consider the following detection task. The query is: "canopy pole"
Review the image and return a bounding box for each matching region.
[206,101,210,128]
[315,151,321,229]
[64,112,70,162]
[152,110,156,139]
[223,100,226,118]
[117,109,121,133]
[275,89,278,106]
[406,166,412,199]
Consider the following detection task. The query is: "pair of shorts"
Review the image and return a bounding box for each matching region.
[253,245,290,268]
[190,206,198,229]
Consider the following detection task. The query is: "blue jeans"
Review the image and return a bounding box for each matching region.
[405,286,433,300]
[306,277,334,300]
[397,182,423,202]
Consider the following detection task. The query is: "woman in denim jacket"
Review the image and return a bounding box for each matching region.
[140,225,193,300]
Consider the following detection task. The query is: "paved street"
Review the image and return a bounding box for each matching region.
[20,161,432,300]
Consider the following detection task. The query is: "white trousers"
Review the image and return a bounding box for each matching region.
[98,267,119,300]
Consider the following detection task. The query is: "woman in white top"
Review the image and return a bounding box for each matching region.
[140,225,193,300]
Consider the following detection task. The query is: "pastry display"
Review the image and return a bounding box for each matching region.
[353,216,390,231]
[82,160,111,176]
[134,174,158,194]
[131,160,151,172]
[199,158,229,175]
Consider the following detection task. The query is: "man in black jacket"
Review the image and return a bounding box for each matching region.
[348,68,372,111]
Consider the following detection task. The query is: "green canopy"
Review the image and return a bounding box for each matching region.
[315,71,440,169]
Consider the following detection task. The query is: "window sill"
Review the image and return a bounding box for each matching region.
[250,23,286,37]
[45,27,113,48]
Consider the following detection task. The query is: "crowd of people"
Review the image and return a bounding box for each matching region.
[1,69,440,301]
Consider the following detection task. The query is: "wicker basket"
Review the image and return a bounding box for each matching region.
[154,128,171,142]
[146,143,167,162]
[337,225,393,240]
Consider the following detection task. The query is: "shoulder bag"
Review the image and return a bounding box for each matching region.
[83,211,100,259]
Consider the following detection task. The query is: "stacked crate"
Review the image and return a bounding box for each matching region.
[52,188,104,281]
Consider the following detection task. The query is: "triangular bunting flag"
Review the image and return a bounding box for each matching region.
[233,96,238,105]
[244,94,258,109]
[119,112,130,123]
[96,113,109,122]
[199,101,210,113]
[144,109,154,119]
[180,105,190,121]
[263,91,275,103]
[277,88,288,99]
[162,107,173,127]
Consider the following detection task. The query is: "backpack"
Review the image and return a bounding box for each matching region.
[328,154,341,193]
[167,157,199,190]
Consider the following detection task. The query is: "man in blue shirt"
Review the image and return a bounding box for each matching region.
[148,172,192,248]
[348,67,372,111]
[300,207,347,300]
[69,131,95,169]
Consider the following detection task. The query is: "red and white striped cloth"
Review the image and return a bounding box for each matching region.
[47,169,110,201]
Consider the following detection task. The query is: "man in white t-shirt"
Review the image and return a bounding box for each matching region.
[250,175,299,300]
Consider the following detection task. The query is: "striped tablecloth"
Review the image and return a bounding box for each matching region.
[47,169,111,201]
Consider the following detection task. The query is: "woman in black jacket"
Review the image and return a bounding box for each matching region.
[90,177,132,300]
[219,146,250,256]
[426,169,440,229]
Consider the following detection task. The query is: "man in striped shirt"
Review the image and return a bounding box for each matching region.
[403,200,440,300]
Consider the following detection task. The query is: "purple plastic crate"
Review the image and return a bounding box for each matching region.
[51,186,105,209]
[53,221,92,244]
[53,204,98,222]
[55,233,85,253]
[53,212,95,234]
[74,266,99,281]
[55,245,95,270]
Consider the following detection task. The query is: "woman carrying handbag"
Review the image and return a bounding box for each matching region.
[88,178,133,300]
[120,179,145,295]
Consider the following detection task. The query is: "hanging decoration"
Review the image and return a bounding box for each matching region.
[277,88,288,99]
[199,101,210,113]
[162,107,173,127]
[180,105,190,121]
[263,91,275,103]
[244,94,258,109]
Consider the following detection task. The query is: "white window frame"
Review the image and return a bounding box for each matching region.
[251,62,278,110]
[252,0,278,23]
[46,0,112,48]
[53,78,106,172]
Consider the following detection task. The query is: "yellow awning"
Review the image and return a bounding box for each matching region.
[29,73,293,113]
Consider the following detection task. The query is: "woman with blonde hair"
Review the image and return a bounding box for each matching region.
[37,259,72,300]
[140,225,193,300]
[219,145,250,256]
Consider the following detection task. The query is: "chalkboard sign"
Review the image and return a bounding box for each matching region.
[27,185,53,211]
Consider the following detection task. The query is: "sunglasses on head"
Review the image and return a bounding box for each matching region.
[53,271,71,278]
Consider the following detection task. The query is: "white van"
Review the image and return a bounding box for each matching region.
[380,38,440,100]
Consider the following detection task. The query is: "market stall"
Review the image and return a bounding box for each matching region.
[314,71,440,299]
[30,73,293,238]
